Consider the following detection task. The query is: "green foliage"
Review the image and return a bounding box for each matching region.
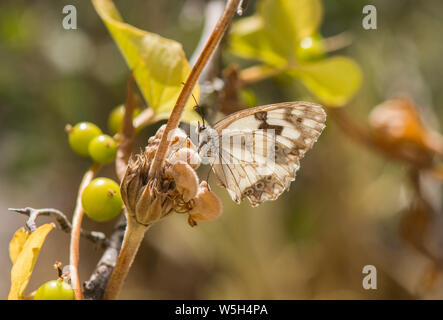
[295,33,325,62]
[290,57,362,107]
[92,0,200,122]
[34,280,75,300]
[82,177,123,222]
[229,0,362,107]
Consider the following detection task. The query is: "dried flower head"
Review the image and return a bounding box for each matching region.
[121,125,222,226]
[369,98,428,147]
[188,181,223,226]
[369,98,443,166]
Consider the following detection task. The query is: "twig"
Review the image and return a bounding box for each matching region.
[133,107,155,131]
[239,64,294,85]
[69,163,101,300]
[103,217,149,300]
[116,75,136,181]
[323,31,353,52]
[83,216,126,300]
[8,207,107,248]
[328,108,376,150]
[329,108,432,168]
[83,76,152,300]
[149,0,241,176]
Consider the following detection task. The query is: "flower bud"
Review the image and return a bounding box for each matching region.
[189,181,223,225]
[165,161,199,202]
[169,148,201,169]
[121,125,220,227]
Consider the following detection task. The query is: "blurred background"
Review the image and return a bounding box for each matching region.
[1,0,443,299]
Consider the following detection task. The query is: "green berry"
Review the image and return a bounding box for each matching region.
[295,33,325,62]
[82,177,123,222]
[68,122,102,157]
[88,134,117,164]
[34,280,75,300]
[108,105,141,135]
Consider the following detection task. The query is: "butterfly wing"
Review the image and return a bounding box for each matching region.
[211,101,326,207]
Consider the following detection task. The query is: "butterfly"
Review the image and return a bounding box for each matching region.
[197,101,326,207]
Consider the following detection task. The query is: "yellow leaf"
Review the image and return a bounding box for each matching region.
[230,0,323,66]
[9,227,29,264]
[8,223,55,300]
[291,56,362,107]
[92,0,200,124]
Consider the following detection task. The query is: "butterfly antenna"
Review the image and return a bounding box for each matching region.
[191,93,206,127]
[181,80,206,127]
[205,160,215,183]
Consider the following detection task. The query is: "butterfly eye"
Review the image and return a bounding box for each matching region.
[197,121,207,133]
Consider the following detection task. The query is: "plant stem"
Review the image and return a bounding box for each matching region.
[84,216,126,300]
[116,75,136,181]
[69,163,100,300]
[133,107,155,130]
[239,64,293,85]
[103,216,149,300]
[8,207,107,246]
[149,0,241,176]
[328,108,441,170]
[328,108,376,150]
[323,31,353,52]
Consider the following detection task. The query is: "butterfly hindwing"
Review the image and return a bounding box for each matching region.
[203,102,326,207]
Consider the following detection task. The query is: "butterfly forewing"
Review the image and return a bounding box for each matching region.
[207,102,326,207]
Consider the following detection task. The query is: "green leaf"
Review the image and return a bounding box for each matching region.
[230,16,287,67]
[291,56,362,107]
[8,223,55,300]
[230,0,323,66]
[92,0,200,123]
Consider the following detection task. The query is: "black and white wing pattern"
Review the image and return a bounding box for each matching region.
[199,101,326,207]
